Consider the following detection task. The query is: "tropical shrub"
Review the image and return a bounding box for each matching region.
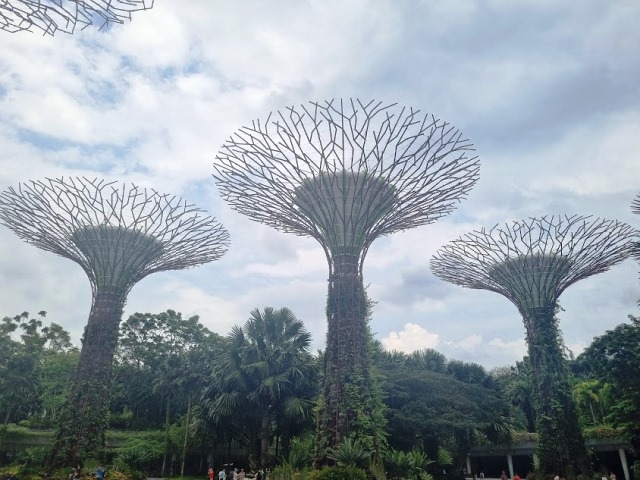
[327,437,371,469]
[313,466,367,480]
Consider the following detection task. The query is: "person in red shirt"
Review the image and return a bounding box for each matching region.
[208,468,215,480]
[514,474,521,480]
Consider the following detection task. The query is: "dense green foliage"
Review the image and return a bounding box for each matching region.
[375,347,513,471]
[201,307,317,469]
[575,315,640,449]
[0,312,77,426]
[2,308,638,479]
[115,310,225,476]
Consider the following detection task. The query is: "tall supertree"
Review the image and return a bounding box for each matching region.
[213,99,480,461]
[1,0,153,35]
[430,215,637,477]
[0,177,229,467]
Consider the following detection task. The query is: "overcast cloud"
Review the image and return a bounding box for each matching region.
[1,0,638,369]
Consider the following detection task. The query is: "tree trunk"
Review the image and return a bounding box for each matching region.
[181,393,192,477]
[260,403,270,468]
[523,304,591,478]
[315,255,380,465]
[46,290,124,470]
[589,401,597,427]
[161,396,171,477]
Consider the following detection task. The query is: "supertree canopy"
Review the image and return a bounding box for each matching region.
[431,215,637,477]
[1,0,154,36]
[0,177,229,467]
[214,99,479,460]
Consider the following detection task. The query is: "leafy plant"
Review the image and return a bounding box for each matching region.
[385,449,413,480]
[436,447,452,467]
[327,437,372,469]
[281,435,315,470]
[385,449,434,480]
[15,447,49,471]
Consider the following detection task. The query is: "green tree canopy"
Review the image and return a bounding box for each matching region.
[202,306,318,468]
[577,315,640,447]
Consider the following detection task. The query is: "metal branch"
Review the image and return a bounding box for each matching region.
[0,176,230,297]
[214,99,480,272]
[430,215,637,310]
[1,0,154,36]
[632,193,640,216]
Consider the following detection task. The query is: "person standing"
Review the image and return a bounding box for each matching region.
[219,468,226,480]
[208,468,215,480]
[514,473,521,480]
[500,471,508,480]
[96,465,105,480]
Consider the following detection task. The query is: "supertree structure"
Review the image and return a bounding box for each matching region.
[1,0,153,35]
[213,99,480,460]
[430,215,637,477]
[0,177,229,467]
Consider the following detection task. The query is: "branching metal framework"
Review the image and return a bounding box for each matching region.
[1,0,154,35]
[632,194,640,303]
[214,99,479,456]
[0,176,229,466]
[214,99,479,275]
[431,215,635,319]
[430,215,637,476]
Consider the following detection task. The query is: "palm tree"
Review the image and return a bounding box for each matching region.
[205,307,317,467]
[573,379,609,427]
[504,359,537,433]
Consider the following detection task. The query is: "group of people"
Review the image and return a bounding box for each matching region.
[209,466,255,480]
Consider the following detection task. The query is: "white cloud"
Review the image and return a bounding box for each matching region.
[382,323,440,353]
[488,337,527,353]
[449,334,484,352]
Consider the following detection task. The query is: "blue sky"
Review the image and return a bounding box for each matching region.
[1,0,639,368]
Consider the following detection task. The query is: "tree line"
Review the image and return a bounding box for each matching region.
[1,309,638,478]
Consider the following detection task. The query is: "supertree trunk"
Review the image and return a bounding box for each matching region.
[318,256,371,453]
[522,304,591,477]
[49,291,125,466]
